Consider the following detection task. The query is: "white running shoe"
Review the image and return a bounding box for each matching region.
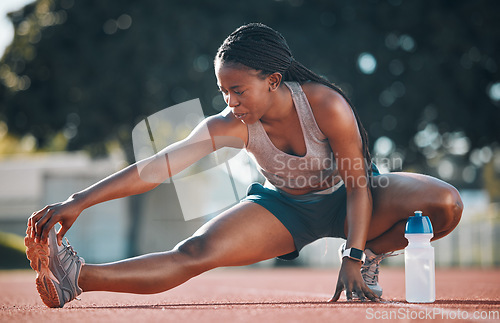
[25,226,85,308]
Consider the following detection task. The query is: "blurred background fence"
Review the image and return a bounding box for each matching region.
[1,150,499,268]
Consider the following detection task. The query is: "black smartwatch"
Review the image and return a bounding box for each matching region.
[342,247,366,263]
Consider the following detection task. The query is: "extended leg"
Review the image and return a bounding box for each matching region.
[78,201,295,294]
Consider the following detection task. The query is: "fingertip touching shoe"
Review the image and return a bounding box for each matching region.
[25,226,85,308]
[338,242,398,298]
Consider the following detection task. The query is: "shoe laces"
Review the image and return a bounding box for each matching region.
[63,237,78,257]
[361,252,399,285]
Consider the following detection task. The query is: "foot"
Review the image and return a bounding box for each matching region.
[338,242,397,297]
[25,225,85,308]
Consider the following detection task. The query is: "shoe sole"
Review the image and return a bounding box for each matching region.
[24,227,62,308]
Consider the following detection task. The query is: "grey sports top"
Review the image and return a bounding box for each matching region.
[245,82,342,192]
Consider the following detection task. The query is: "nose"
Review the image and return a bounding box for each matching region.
[225,93,240,108]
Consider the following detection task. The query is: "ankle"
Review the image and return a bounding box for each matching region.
[77,264,89,292]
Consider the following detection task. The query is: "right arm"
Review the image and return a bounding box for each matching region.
[29,112,244,245]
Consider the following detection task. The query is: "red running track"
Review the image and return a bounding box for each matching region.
[1,267,499,322]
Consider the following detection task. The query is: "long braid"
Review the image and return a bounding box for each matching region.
[216,23,372,175]
[284,59,373,174]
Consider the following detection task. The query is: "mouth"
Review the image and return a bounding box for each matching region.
[234,112,248,120]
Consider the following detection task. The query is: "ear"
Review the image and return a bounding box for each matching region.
[267,73,282,92]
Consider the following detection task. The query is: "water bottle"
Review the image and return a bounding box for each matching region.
[404,210,435,303]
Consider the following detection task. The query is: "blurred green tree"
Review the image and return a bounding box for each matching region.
[1,0,499,252]
[2,0,499,160]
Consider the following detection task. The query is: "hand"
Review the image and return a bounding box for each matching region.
[27,195,84,246]
[329,257,381,302]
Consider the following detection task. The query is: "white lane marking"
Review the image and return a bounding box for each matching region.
[217,286,499,322]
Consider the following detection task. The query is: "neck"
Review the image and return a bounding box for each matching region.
[260,84,294,125]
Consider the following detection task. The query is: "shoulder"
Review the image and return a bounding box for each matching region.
[301,82,357,134]
[205,107,248,142]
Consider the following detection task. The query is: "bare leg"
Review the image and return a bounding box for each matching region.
[344,172,463,255]
[78,201,295,294]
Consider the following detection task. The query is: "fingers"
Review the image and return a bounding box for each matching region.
[345,289,354,301]
[363,287,382,303]
[28,206,48,231]
[329,281,344,302]
[352,285,382,303]
[345,283,359,302]
[28,204,58,244]
[352,286,364,302]
[330,283,358,302]
[31,207,47,242]
[36,210,52,243]
[56,225,69,246]
[329,279,382,303]
[39,217,59,243]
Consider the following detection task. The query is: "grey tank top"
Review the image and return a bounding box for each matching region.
[245,81,342,191]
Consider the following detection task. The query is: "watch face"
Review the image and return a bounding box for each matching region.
[350,248,364,260]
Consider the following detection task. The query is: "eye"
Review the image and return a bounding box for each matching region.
[234,90,244,95]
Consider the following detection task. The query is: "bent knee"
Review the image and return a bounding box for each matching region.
[435,185,463,234]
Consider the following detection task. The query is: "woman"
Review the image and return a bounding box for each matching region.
[25,23,463,308]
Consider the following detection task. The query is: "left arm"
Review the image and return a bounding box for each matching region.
[305,84,379,302]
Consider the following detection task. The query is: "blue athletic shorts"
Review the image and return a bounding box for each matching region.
[243,164,381,260]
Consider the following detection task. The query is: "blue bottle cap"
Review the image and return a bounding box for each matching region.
[405,211,433,234]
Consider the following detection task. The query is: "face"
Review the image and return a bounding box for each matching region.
[215,61,276,124]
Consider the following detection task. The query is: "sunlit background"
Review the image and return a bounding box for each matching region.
[0,0,499,268]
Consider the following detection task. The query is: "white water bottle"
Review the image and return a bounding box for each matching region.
[404,210,435,303]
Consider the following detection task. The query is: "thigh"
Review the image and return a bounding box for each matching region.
[366,172,461,240]
[187,201,296,267]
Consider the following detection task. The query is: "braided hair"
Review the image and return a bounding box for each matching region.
[215,23,372,175]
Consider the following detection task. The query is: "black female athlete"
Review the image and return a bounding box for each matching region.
[25,23,463,307]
